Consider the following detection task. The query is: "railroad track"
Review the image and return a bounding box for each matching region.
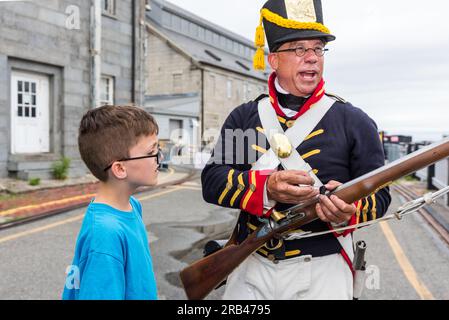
[392,184,449,246]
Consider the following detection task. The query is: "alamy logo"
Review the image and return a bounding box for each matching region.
[0,1,81,30]
[65,265,80,290]
[365,265,380,290]
[65,5,80,30]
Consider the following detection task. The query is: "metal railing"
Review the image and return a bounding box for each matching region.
[385,142,449,208]
[433,159,449,207]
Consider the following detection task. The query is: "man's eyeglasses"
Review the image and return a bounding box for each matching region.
[276,46,328,57]
[103,149,163,172]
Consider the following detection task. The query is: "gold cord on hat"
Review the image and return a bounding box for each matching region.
[262,8,331,35]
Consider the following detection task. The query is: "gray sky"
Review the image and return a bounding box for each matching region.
[166,0,449,141]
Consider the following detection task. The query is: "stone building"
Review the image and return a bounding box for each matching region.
[0,0,147,179]
[145,0,269,150]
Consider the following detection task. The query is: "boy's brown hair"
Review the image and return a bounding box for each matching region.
[78,105,159,182]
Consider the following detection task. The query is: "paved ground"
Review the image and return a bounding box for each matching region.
[0,174,448,300]
[0,167,188,224]
[354,192,449,299]
[0,171,235,300]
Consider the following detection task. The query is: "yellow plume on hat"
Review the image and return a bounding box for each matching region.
[253,15,266,71]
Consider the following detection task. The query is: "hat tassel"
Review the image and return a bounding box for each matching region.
[253,15,265,71]
[255,25,265,47]
[253,48,265,71]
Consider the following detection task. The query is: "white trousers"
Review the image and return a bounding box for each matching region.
[223,253,353,300]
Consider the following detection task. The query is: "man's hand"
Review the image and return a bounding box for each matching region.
[266,170,319,204]
[315,180,356,224]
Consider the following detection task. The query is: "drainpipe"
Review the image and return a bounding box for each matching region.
[201,68,205,147]
[140,0,148,106]
[131,0,136,104]
[446,159,449,207]
[90,0,101,108]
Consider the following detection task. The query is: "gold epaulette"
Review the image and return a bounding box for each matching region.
[325,92,347,103]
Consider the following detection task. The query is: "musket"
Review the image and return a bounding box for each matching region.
[180,138,449,300]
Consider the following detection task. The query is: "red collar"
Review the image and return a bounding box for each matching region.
[267,72,326,120]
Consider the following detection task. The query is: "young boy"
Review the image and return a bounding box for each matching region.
[62,105,160,300]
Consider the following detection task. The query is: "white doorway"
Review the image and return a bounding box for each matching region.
[11,71,50,154]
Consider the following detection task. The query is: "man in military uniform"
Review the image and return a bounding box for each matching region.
[202,0,391,300]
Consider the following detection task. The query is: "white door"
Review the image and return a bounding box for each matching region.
[11,71,50,154]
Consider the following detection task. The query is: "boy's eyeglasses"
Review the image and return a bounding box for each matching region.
[103,149,163,172]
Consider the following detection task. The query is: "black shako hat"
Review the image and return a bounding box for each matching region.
[253,0,336,70]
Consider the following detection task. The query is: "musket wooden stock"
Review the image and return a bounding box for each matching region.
[180,138,449,300]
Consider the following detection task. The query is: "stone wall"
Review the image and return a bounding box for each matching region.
[0,0,144,178]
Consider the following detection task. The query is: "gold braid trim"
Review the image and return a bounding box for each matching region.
[261,8,331,35]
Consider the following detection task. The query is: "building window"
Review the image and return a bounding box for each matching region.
[227,80,232,99]
[100,75,114,105]
[16,80,37,118]
[102,0,116,16]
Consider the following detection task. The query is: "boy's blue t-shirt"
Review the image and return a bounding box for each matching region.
[62,196,157,300]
